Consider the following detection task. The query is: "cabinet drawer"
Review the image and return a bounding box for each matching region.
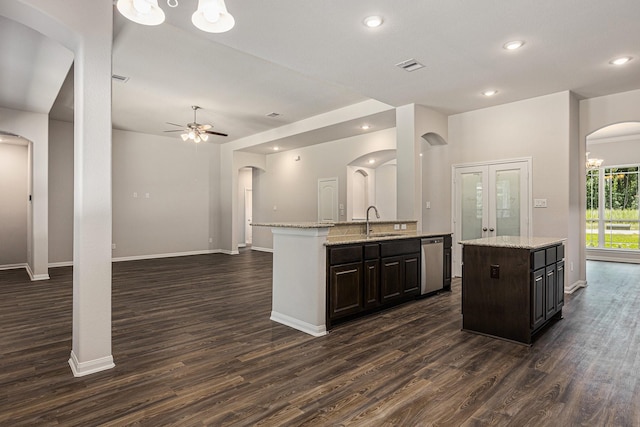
[380,239,420,257]
[546,246,557,265]
[532,250,546,270]
[328,246,362,265]
[364,243,380,260]
[557,244,565,260]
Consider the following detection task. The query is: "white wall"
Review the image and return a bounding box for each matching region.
[0,143,28,266]
[252,128,396,249]
[442,92,579,285]
[587,137,640,166]
[375,163,397,220]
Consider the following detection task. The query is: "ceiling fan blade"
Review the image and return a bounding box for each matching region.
[204,130,228,137]
[201,124,212,130]
[163,130,184,133]
[166,122,185,127]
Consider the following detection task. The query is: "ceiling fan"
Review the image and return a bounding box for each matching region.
[164,105,228,143]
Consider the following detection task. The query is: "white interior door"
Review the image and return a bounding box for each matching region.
[318,177,339,222]
[453,160,530,276]
[244,188,252,245]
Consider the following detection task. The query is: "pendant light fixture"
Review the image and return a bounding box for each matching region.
[116,0,235,33]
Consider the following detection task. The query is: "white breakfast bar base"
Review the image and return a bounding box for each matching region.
[269,226,330,337]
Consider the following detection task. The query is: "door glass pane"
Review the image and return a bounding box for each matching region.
[461,173,483,240]
[495,169,520,236]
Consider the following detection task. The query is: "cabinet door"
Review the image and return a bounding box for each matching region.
[329,262,363,319]
[556,260,565,309]
[402,254,420,296]
[545,265,557,320]
[381,256,402,302]
[363,259,380,308]
[531,268,545,329]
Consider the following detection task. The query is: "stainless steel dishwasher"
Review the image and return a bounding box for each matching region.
[421,237,444,295]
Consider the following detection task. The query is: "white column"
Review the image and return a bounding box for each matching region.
[270,227,330,336]
[68,29,114,377]
[396,104,422,224]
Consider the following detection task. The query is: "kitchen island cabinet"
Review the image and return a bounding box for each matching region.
[252,220,451,336]
[327,238,423,328]
[460,236,566,345]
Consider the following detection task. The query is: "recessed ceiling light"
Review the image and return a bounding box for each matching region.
[361,124,370,130]
[503,40,525,50]
[273,146,279,151]
[482,89,498,97]
[363,16,383,28]
[368,159,375,164]
[609,56,632,66]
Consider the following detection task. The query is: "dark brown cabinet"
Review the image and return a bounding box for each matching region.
[328,262,363,319]
[443,235,452,290]
[327,236,431,328]
[462,241,565,344]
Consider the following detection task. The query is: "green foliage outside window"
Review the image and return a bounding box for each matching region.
[586,166,640,250]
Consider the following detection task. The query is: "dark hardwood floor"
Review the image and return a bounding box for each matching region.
[1,253,639,426]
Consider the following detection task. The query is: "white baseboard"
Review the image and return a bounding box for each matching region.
[0,262,27,271]
[68,351,115,377]
[49,261,73,268]
[26,264,50,281]
[218,249,240,255]
[251,246,274,253]
[565,280,587,294]
[112,249,221,263]
[270,311,327,337]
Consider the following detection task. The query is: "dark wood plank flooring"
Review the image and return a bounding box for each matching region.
[1,253,639,426]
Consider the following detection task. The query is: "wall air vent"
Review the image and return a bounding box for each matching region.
[111,74,130,83]
[395,58,425,72]
[266,112,281,118]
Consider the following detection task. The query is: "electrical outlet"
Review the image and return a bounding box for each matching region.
[490,264,500,279]
[209,237,213,243]
[112,243,116,250]
[401,224,407,230]
[145,192,150,199]
[133,192,138,198]
[534,198,547,208]
[425,201,431,209]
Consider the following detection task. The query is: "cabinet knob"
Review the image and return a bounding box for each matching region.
[489,228,495,232]
[482,227,488,232]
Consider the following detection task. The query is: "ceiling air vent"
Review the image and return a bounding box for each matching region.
[395,58,425,72]
[112,74,130,83]
[266,112,281,118]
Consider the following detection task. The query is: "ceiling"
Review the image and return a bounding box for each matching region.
[2,1,640,151]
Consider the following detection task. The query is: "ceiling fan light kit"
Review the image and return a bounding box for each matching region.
[116,0,235,33]
[165,105,228,143]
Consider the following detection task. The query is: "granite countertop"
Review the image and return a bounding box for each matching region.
[459,236,565,249]
[325,232,451,246]
[250,220,418,229]
[250,222,335,228]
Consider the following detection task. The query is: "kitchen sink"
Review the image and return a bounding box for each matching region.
[367,232,405,238]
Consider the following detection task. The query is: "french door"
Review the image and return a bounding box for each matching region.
[453,159,531,276]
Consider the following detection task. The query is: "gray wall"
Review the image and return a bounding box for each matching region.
[0,142,28,265]
[251,128,396,249]
[49,119,73,264]
[48,121,221,263]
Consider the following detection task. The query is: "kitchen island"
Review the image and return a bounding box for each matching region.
[252,221,451,336]
[460,236,566,345]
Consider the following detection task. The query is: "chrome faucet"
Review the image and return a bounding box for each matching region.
[366,205,380,236]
